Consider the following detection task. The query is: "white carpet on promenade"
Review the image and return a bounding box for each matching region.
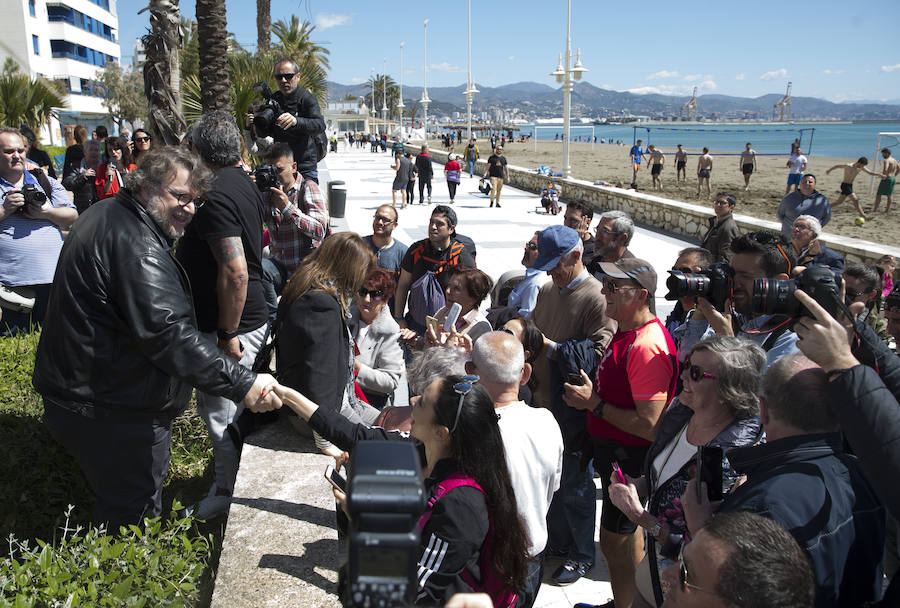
[321,145,696,607]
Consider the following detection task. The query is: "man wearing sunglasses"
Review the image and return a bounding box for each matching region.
[250,58,326,183]
[504,232,544,318]
[563,258,677,607]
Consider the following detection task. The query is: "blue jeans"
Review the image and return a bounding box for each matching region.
[261,257,289,325]
[546,450,596,564]
[516,553,545,608]
[467,159,476,177]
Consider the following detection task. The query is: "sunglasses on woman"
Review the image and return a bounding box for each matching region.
[451,375,480,432]
[357,288,385,300]
[682,355,717,382]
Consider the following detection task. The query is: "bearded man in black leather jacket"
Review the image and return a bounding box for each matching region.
[32,147,281,531]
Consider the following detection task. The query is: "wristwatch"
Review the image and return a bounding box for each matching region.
[646,520,662,539]
[592,399,606,419]
[217,328,240,341]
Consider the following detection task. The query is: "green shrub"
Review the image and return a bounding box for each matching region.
[0,504,213,607]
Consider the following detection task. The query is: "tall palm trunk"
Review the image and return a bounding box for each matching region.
[196,0,231,113]
[140,0,186,144]
[256,0,270,52]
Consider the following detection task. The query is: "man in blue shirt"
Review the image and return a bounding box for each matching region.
[507,231,544,318]
[0,127,77,335]
[629,139,644,185]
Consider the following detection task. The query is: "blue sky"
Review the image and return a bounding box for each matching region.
[117,0,900,102]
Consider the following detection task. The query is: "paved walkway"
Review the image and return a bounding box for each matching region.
[321,145,696,607]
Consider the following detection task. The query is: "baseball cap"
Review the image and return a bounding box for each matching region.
[534,225,580,271]
[596,258,658,314]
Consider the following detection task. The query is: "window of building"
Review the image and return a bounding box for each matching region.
[29,0,36,17]
[32,35,40,55]
[47,4,117,42]
[50,40,116,67]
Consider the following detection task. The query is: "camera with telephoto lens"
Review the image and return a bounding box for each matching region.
[15,184,47,213]
[664,261,734,311]
[344,441,425,608]
[253,163,280,192]
[751,266,843,320]
[252,81,286,138]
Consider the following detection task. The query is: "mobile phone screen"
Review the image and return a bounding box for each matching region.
[324,465,347,493]
[696,446,724,501]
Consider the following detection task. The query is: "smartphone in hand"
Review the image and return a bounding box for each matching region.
[443,302,463,332]
[566,372,586,386]
[324,464,347,493]
[695,446,724,501]
[611,461,627,485]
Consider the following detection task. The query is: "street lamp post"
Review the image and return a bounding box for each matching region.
[464,0,478,141]
[421,19,431,145]
[551,0,588,180]
[381,57,388,140]
[398,42,405,141]
[370,67,376,135]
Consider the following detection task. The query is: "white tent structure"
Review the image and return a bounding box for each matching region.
[871,132,900,193]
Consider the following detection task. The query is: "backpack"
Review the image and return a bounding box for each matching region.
[407,270,445,327]
[315,131,328,162]
[417,474,517,608]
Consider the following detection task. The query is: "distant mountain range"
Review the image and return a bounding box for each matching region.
[326,80,900,121]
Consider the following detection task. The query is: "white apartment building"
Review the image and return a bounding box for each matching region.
[0,0,120,145]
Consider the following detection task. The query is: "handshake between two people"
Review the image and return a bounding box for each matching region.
[240,373,320,419]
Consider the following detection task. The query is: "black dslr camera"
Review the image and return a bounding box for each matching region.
[751,266,843,320]
[664,262,734,311]
[345,441,425,608]
[252,81,285,138]
[13,184,47,213]
[253,163,279,191]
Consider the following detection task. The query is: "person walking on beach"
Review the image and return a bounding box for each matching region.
[390,151,412,208]
[484,146,508,208]
[629,139,644,184]
[646,144,664,191]
[444,153,461,204]
[873,147,900,214]
[415,145,434,205]
[696,147,713,199]
[785,146,808,195]
[739,142,757,191]
[674,144,687,183]
[825,157,880,220]
[463,138,479,178]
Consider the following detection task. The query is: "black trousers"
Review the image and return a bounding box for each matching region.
[418,178,433,202]
[43,399,173,532]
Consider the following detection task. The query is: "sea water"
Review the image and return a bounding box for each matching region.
[515,122,900,158]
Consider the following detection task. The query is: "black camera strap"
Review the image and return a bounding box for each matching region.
[28,168,53,199]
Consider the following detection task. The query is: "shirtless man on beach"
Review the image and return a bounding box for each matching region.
[825,157,879,219]
[696,147,713,199]
[873,148,900,214]
[646,144,664,190]
[630,139,644,184]
[739,142,757,191]
[675,144,687,182]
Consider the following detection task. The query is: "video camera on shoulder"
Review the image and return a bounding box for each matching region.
[664,261,734,311]
[345,441,425,608]
[252,81,287,138]
[751,266,843,321]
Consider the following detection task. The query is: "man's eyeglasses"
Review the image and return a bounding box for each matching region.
[357,287,385,301]
[525,242,538,251]
[845,288,871,301]
[134,136,151,143]
[682,355,717,382]
[713,199,731,206]
[678,545,706,593]
[451,375,480,433]
[167,188,202,208]
[275,73,297,81]
[373,215,396,224]
[596,228,619,237]
[603,278,641,294]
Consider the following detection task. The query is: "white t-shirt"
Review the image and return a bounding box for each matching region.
[789,155,808,174]
[651,426,697,488]
[496,401,564,556]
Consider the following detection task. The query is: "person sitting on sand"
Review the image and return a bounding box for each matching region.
[873,148,900,214]
[674,144,687,183]
[696,147,713,199]
[739,142,757,192]
[646,144,664,191]
[825,157,880,220]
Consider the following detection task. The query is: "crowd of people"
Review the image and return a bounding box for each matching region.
[3,56,900,608]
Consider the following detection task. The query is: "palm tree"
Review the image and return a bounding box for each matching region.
[272,17,330,70]
[0,59,67,133]
[256,0,270,52]
[139,0,186,144]
[366,73,399,119]
[197,0,231,112]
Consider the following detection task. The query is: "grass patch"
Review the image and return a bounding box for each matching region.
[0,330,223,606]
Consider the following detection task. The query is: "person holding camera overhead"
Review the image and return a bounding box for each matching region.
[257,142,328,322]
[603,336,765,606]
[0,127,76,335]
[270,375,529,606]
[94,136,136,201]
[247,58,326,183]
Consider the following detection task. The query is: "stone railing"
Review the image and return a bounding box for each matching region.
[427,149,900,266]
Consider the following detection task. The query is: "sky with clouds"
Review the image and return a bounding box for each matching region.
[117,0,900,102]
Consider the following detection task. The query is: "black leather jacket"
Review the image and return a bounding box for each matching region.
[272,86,326,174]
[33,189,256,422]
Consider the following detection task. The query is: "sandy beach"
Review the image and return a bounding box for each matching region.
[434,138,895,246]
